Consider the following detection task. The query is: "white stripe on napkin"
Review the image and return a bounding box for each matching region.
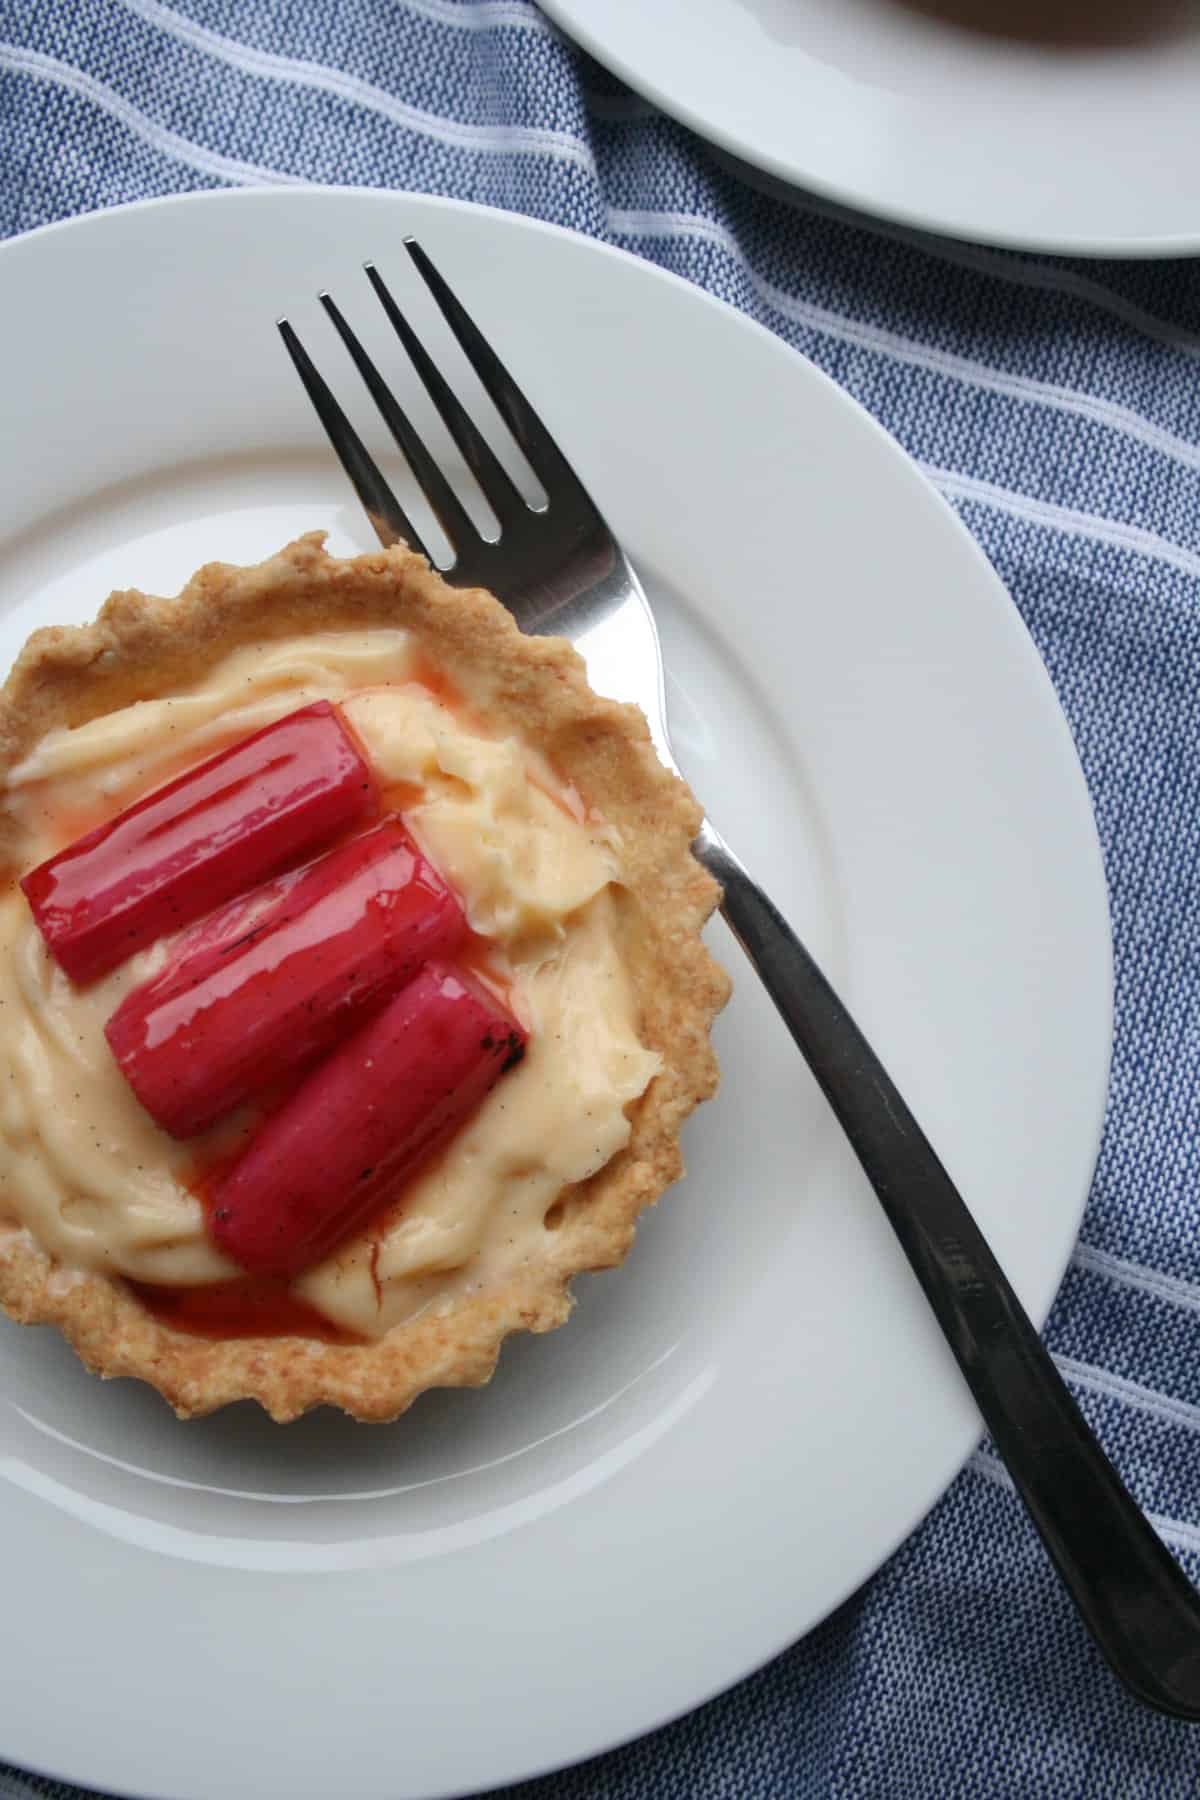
[119,0,593,169]
[925,465,1200,584]
[608,207,1200,476]
[715,155,1200,362]
[0,44,301,185]
[1055,1353,1200,1437]
[1073,1243,1200,1319]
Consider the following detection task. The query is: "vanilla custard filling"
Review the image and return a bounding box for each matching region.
[0,632,661,1338]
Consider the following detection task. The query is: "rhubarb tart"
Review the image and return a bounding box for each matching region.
[0,536,728,1421]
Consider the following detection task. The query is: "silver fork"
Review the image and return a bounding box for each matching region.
[279,240,1200,1720]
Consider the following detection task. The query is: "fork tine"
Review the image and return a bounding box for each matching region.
[319,291,483,560]
[364,262,529,524]
[277,318,431,559]
[403,240,580,502]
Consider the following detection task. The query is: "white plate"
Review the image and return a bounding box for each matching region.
[543,0,1200,255]
[0,188,1110,1800]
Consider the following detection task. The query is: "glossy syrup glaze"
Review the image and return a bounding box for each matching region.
[20,700,373,982]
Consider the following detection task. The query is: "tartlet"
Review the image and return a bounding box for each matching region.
[0,535,729,1421]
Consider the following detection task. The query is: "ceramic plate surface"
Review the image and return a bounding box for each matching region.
[543,0,1200,254]
[0,188,1110,1799]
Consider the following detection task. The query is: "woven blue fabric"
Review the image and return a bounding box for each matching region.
[2,3,1199,1797]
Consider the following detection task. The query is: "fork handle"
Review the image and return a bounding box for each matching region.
[694,822,1200,1720]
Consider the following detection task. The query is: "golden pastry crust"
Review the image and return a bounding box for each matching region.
[0,536,729,1421]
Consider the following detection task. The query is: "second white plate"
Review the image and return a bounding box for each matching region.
[544,0,1200,255]
[0,188,1110,1800]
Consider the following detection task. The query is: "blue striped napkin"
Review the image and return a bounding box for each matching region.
[2,4,1199,1797]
